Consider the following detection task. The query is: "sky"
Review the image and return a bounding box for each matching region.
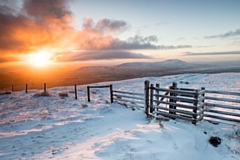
[0,0,240,69]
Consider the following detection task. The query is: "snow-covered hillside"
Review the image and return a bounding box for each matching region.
[0,73,240,160]
[117,59,196,70]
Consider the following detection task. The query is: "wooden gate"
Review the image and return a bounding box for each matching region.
[146,81,205,124]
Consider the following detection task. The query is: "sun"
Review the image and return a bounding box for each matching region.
[29,51,52,67]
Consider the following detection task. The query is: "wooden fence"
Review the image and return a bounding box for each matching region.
[1,83,52,92]
[86,84,145,108]
[87,85,113,103]
[112,90,145,109]
[145,80,240,124]
[1,83,79,99]
[3,80,240,124]
[146,81,205,124]
[204,90,240,123]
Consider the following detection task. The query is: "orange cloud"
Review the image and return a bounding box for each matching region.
[0,0,74,56]
[0,0,192,63]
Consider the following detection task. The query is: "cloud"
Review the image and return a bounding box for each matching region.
[75,32,192,50]
[75,18,192,50]
[96,18,128,33]
[0,0,74,56]
[74,18,192,50]
[82,18,128,34]
[205,28,240,39]
[23,0,71,22]
[0,54,22,62]
[0,1,192,63]
[108,38,191,50]
[183,50,240,56]
[54,51,152,61]
[0,0,21,14]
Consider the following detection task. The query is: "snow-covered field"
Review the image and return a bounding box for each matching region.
[0,73,240,160]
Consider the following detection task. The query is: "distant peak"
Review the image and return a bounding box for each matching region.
[163,59,185,62]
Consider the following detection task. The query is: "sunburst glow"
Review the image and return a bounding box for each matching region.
[28,51,52,67]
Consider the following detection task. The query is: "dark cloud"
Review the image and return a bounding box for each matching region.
[0,55,21,62]
[96,18,127,33]
[183,51,240,56]
[108,37,191,50]
[0,12,34,52]
[55,51,152,61]
[127,35,158,43]
[82,17,128,33]
[205,28,240,39]
[23,0,71,23]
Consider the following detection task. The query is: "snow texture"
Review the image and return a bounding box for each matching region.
[0,73,240,160]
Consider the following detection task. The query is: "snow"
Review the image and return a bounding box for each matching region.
[0,73,240,160]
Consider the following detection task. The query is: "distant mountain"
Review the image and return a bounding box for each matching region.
[77,66,114,73]
[69,59,208,85]
[116,59,196,70]
[70,59,240,85]
[75,59,198,74]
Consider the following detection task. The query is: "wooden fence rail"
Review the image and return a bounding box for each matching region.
[205,90,240,96]
[112,90,145,108]
[204,89,240,123]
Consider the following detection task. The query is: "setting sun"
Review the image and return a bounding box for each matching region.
[28,51,52,67]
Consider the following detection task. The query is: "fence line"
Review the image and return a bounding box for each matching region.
[204,89,240,123]
[2,80,240,124]
[1,83,48,92]
[1,83,79,100]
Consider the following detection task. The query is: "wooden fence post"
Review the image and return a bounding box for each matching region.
[26,84,28,93]
[144,80,150,116]
[169,82,177,119]
[150,84,154,114]
[87,86,90,102]
[74,84,77,99]
[192,89,199,125]
[155,83,160,120]
[110,85,113,103]
[156,84,160,103]
[44,83,46,92]
[201,87,205,121]
[1,87,3,91]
